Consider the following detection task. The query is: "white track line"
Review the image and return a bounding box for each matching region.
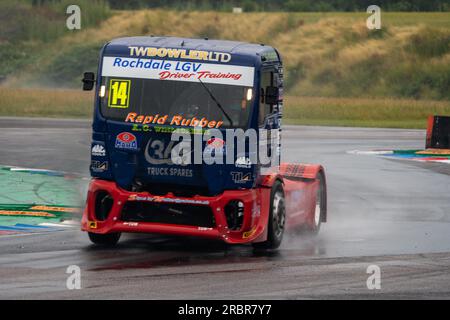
[347,150,394,155]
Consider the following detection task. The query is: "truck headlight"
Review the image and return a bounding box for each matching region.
[224,200,244,231]
[94,190,113,221]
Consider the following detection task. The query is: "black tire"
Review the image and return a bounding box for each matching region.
[253,180,286,250]
[310,171,327,234]
[88,232,121,246]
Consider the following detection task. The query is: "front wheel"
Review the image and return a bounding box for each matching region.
[253,181,286,250]
[88,232,121,246]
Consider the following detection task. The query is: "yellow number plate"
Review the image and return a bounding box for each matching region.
[108,79,131,108]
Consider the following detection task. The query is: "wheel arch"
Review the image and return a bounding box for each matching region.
[278,163,327,223]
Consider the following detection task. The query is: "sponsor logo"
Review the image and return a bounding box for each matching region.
[243,226,257,239]
[147,167,193,177]
[198,227,213,231]
[123,222,139,227]
[235,156,252,168]
[0,210,55,217]
[91,161,108,172]
[231,172,252,184]
[159,70,242,81]
[252,203,261,219]
[204,137,225,158]
[30,206,79,213]
[102,57,254,87]
[125,112,223,129]
[128,46,232,63]
[115,132,137,150]
[207,137,225,149]
[145,139,185,166]
[128,194,209,206]
[91,144,106,157]
[132,125,207,135]
[261,51,279,62]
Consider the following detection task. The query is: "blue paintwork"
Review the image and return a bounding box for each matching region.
[14,224,51,229]
[90,36,282,195]
[0,224,53,232]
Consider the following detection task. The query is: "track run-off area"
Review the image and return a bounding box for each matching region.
[0,117,449,299]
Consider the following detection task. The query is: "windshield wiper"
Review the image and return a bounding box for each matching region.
[197,78,234,127]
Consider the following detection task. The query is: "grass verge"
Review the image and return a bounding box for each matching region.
[4,11,450,101]
[1,87,450,128]
[0,87,93,118]
[284,96,450,129]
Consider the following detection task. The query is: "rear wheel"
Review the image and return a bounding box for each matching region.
[310,171,326,234]
[253,181,286,250]
[88,232,121,246]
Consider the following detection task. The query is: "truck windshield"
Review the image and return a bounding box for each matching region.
[99,77,254,129]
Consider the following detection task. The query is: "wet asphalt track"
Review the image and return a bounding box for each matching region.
[0,117,449,299]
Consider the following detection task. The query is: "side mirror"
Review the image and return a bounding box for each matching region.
[82,72,95,91]
[265,86,279,105]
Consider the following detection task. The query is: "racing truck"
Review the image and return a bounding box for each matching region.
[81,36,327,249]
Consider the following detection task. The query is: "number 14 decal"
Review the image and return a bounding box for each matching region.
[108,79,130,108]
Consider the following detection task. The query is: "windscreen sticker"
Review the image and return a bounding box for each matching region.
[102,57,254,87]
[108,79,130,108]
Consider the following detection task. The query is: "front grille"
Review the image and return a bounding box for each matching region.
[139,183,212,197]
[121,201,215,228]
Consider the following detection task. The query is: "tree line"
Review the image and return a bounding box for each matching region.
[28,0,450,11]
[106,0,449,11]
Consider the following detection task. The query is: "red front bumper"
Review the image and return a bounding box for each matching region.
[81,179,271,244]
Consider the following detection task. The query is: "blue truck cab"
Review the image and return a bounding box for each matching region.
[83,36,283,196]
